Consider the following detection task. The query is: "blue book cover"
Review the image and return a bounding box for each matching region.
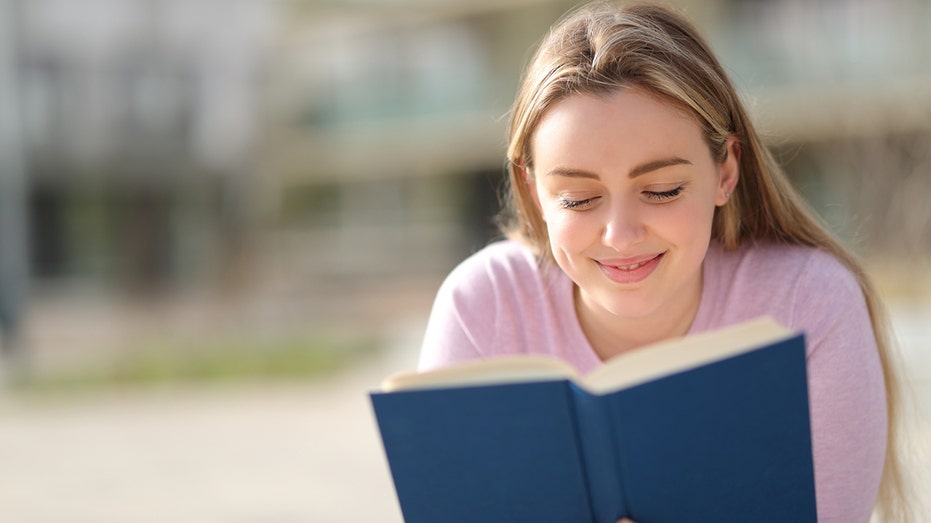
[370,317,817,523]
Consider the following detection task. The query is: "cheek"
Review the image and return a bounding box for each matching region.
[543,210,599,254]
[660,200,716,245]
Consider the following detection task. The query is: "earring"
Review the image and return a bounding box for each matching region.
[724,190,730,199]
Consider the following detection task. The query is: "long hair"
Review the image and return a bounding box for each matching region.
[500,2,911,520]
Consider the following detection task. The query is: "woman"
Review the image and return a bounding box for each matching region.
[418,2,909,521]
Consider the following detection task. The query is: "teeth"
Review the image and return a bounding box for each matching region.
[616,260,649,271]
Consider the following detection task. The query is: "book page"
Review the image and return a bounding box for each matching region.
[380,355,577,392]
[581,316,796,394]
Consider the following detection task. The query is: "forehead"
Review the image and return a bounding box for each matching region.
[531,89,706,169]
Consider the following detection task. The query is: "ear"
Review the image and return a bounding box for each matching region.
[715,135,740,207]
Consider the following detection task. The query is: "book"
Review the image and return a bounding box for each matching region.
[370,316,816,523]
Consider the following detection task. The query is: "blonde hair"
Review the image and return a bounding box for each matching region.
[501,2,911,520]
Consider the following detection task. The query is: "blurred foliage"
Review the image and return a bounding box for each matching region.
[11,332,379,395]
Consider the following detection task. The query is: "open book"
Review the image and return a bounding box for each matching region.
[370,316,817,523]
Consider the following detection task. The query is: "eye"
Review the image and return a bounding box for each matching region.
[643,186,684,202]
[557,196,598,210]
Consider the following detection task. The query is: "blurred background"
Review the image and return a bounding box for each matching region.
[0,0,928,521]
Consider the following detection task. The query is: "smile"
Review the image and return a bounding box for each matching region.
[595,252,665,284]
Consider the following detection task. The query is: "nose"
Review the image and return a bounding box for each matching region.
[602,201,646,250]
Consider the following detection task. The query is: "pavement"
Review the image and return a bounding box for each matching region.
[0,306,928,523]
[0,315,423,523]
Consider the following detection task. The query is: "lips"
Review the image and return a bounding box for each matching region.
[595,252,665,284]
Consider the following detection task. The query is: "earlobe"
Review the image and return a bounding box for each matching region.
[716,135,740,206]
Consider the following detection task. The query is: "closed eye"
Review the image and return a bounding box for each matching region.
[557,196,598,210]
[644,186,683,202]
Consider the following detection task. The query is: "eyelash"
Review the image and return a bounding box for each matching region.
[644,186,684,201]
[557,196,597,210]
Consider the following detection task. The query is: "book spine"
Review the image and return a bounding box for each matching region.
[570,383,627,523]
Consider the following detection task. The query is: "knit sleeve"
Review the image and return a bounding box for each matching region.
[792,252,887,523]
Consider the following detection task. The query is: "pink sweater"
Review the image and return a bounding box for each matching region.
[419,240,886,523]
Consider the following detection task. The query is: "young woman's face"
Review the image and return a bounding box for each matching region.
[530,88,737,325]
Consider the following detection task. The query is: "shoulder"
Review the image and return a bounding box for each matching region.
[428,240,554,330]
[440,240,553,299]
[708,240,859,294]
[452,239,536,271]
[702,241,866,333]
[751,242,860,301]
[419,240,570,369]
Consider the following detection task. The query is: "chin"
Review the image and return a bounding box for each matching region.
[589,291,663,320]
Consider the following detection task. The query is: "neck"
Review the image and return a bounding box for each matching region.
[575,278,702,361]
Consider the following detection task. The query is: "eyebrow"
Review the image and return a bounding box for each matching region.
[629,157,693,177]
[545,156,693,179]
